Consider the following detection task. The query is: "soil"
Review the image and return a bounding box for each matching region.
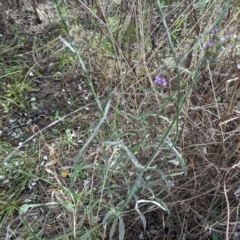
[0,0,97,146]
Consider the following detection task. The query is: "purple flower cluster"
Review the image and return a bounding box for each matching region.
[210,28,219,35]
[202,28,231,57]
[154,76,167,86]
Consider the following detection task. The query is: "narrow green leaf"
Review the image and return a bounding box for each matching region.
[213,233,219,240]
[20,218,41,240]
[121,143,144,169]
[109,218,118,239]
[155,198,170,214]
[163,138,187,176]
[135,206,146,230]
[104,141,144,169]
[80,232,91,240]
[60,202,75,212]
[136,199,169,213]
[119,216,125,240]
[127,170,144,203]
[104,98,112,118]
[19,202,58,215]
[103,209,115,224]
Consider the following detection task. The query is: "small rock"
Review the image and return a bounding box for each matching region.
[31,103,38,111]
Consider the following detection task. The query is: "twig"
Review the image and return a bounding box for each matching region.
[223,161,240,240]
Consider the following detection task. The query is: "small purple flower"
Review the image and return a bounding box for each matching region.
[210,28,219,35]
[225,32,230,40]
[108,112,114,120]
[220,46,225,51]
[202,43,208,50]
[208,41,214,48]
[154,76,167,86]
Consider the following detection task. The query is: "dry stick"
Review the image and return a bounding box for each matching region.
[223,161,240,240]
[2,103,93,163]
[79,0,139,84]
[31,0,41,21]
[137,0,160,105]
[224,171,231,240]
[207,63,225,142]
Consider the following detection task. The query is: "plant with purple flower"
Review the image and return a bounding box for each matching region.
[224,32,231,44]
[210,28,219,35]
[202,28,231,60]
[225,32,230,39]
[202,43,208,51]
[108,112,114,120]
[208,40,214,48]
[154,76,167,86]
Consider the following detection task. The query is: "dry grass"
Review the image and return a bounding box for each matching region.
[1,0,240,239]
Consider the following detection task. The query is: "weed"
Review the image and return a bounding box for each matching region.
[0,57,37,112]
[202,28,231,61]
[0,0,239,239]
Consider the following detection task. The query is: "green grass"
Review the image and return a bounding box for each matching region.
[0,59,34,111]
